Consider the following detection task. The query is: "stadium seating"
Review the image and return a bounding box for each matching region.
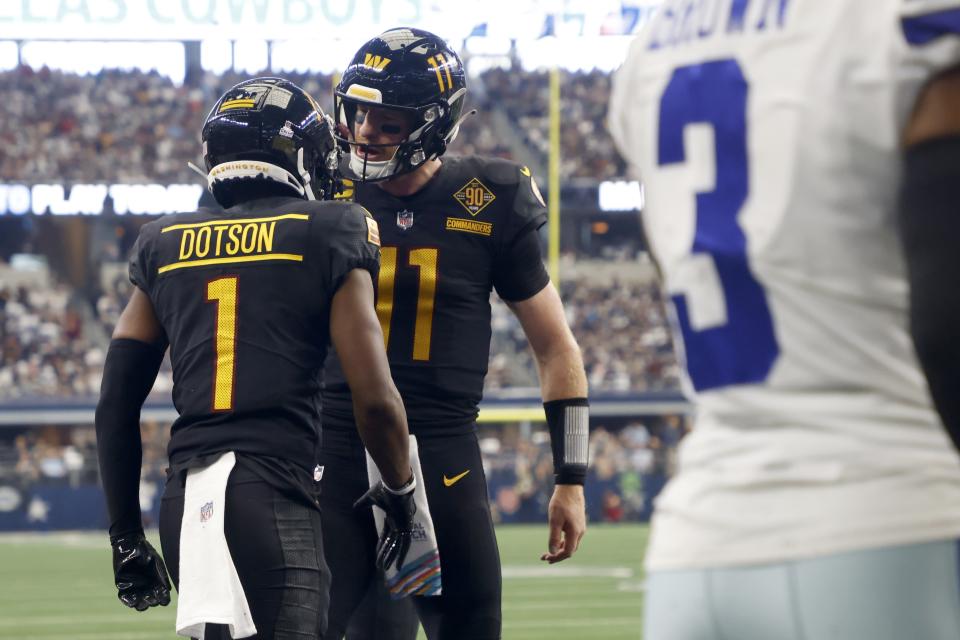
[0,416,685,529]
[0,66,627,183]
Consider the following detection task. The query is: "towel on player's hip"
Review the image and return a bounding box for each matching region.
[175,451,257,639]
[365,435,442,598]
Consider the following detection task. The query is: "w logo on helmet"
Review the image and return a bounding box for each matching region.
[363,54,391,72]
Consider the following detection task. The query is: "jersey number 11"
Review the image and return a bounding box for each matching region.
[376,247,438,362]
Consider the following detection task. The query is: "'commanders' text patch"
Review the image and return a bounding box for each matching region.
[446,217,493,236]
[453,178,496,216]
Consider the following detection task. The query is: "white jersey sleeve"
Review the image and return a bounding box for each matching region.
[610,0,960,571]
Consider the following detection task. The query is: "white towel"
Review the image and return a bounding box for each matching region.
[175,451,257,639]
[365,435,442,598]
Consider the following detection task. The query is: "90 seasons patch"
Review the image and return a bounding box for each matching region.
[453,178,496,216]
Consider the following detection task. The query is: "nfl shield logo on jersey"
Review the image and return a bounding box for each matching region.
[200,501,214,523]
[397,209,414,231]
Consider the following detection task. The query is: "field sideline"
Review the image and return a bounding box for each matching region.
[0,524,647,640]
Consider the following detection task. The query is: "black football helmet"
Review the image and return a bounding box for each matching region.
[201,77,341,206]
[335,28,469,182]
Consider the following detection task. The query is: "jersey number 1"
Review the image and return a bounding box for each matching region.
[377,247,438,361]
[207,276,237,411]
[657,59,779,391]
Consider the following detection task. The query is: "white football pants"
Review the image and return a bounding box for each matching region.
[644,540,960,640]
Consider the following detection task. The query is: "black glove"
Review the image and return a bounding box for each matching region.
[354,476,417,572]
[111,530,172,611]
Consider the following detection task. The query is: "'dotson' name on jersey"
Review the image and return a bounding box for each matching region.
[176,219,277,261]
[648,0,793,51]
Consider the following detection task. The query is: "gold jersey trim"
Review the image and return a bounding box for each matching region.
[158,253,304,274]
[161,213,309,233]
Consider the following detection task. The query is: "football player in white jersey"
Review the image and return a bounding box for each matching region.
[609,1,960,638]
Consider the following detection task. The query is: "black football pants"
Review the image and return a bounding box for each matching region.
[320,426,502,640]
[159,459,331,639]
[345,576,421,639]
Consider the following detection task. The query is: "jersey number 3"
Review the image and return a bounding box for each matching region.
[658,59,779,391]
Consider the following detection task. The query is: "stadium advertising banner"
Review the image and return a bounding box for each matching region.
[0,0,658,41]
[0,183,204,216]
[0,182,641,215]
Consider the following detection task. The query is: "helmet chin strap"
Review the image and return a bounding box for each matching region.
[296,147,315,201]
[445,108,477,146]
[349,145,403,182]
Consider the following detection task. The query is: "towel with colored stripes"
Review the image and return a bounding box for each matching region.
[366,435,442,598]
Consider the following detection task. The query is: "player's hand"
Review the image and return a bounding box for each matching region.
[541,484,586,564]
[111,531,171,611]
[354,477,417,572]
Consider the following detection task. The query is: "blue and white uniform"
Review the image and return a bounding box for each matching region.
[610,1,960,637]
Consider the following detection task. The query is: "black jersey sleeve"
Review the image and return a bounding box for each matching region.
[493,163,550,301]
[327,204,382,294]
[504,164,549,243]
[128,221,157,293]
[493,226,550,302]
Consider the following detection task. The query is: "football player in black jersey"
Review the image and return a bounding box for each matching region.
[320,30,590,640]
[95,77,416,640]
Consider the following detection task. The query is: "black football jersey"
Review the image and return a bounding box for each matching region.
[323,156,549,431]
[129,196,381,470]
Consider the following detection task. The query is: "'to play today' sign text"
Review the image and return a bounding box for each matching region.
[0,184,203,216]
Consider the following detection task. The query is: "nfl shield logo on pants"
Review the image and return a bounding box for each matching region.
[200,501,214,523]
[397,209,414,231]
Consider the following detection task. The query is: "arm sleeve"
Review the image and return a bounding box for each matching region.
[898,135,960,451]
[328,204,382,294]
[95,339,166,539]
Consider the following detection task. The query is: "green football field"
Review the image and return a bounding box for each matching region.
[0,524,647,639]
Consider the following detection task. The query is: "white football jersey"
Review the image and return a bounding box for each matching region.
[610,0,960,570]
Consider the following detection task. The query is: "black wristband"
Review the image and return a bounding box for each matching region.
[544,398,589,485]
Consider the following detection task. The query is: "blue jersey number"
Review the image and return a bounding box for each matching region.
[657,59,779,391]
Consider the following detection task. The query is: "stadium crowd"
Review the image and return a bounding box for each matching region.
[0,256,678,400]
[0,66,623,184]
[0,416,686,524]
[0,61,674,530]
[481,415,687,524]
[0,283,103,399]
[487,270,679,392]
[480,68,627,180]
[0,277,175,400]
